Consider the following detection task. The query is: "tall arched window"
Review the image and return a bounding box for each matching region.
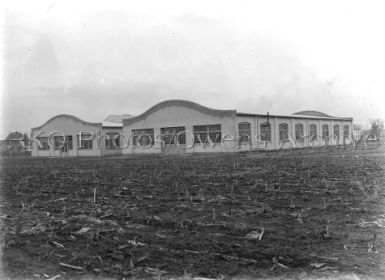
[260,122,271,141]
[295,123,304,140]
[322,124,329,140]
[238,122,251,142]
[333,125,340,140]
[279,123,289,141]
[310,124,317,137]
[343,125,350,138]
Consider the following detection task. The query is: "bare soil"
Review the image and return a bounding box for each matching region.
[1,146,384,279]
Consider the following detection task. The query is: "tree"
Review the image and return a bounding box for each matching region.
[370,119,384,138]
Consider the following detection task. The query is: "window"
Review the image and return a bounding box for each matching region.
[37,137,49,150]
[208,125,221,143]
[132,129,154,146]
[310,124,317,139]
[322,124,329,140]
[53,136,64,149]
[260,122,271,141]
[77,133,93,149]
[177,131,186,145]
[238,122,251,142]
[193,124,221,143]
[343,125,350,138]
[279,123,289,141]
[53,135,72,150]
[333,125,340,140]
[160,127,186,145]
[295,123,304,140]
[66,136,73,150]
[193,125,208,143]
[105,132,120,149]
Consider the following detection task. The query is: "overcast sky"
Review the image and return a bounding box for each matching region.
[1,0,384,138]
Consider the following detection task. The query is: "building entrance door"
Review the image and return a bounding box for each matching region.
[60,136,72,156]
[60,142,68,156]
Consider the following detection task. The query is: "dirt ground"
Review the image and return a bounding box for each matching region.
[0,146,384,280]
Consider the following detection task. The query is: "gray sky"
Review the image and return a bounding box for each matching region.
[2,0,385,138]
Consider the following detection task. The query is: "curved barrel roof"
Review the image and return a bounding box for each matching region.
[32,114,102,130]
[292,111,332,117]
[123,99,237,126]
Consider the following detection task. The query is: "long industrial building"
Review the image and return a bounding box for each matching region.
[30,100,353,157]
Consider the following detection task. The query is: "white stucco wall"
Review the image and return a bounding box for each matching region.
[122,104,237,154]
[30,103,353,156]
[235,115,353,151]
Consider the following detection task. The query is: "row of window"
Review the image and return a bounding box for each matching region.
[37,133,120,150]
[36,122,351,150]
[238,122,350,142]
[132,125,222,146]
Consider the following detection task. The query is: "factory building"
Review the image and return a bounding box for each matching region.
[30,114,128,157]
[30,100,353,157]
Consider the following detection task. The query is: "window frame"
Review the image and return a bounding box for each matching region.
[279,123,289,141]
[260,122,271,141]
[160,126,186,145]
[238,122,251,143]
[309,124,317,139]
[322,124,329,140]
[193,124,222,144]
[37,137,49,150]
[77,133,93,150]
[295,123,304,141]
[53,135,64,149]
[333,125,340,140]
[132,128,155,147]
[66,135,73,150]
[343,125,350,138]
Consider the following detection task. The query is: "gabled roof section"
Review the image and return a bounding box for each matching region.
[32,114,102,130]
[104,114,133,123]
[123,100,237,126]
[103,114,133,128]
[102,122,123,128]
